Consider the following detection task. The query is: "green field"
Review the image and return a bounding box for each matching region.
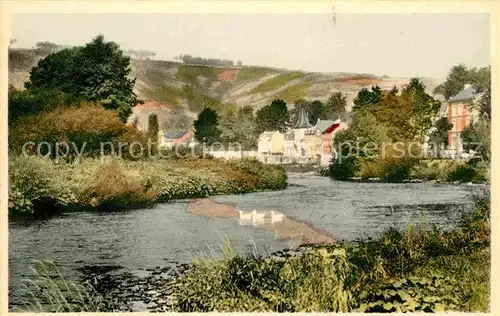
[276,82,312,103]
[250,71,304,94]
[144,85,185,108]
[183,85,223,112]
[236,67,274,81]
[175,65,218,86]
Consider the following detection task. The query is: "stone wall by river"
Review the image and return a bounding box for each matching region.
[9,175,480,310]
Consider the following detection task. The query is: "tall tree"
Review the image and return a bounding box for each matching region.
[255,99,290,134]
[330,111,390,180]
[309,100,327,125]
[219,105,258,150]
[442,64,470,100]
[374,90,415,142]
[26,34,141,122]
[462,117,490,162]
[194,108,221,145]
[325,92,347,120]
[352,86,382,111]
[429,117,453,157]
[475,67,491,120]
[404,78,441,140]
[147,113,159,140]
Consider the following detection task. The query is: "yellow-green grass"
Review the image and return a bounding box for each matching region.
[250,72,304,94]
[144,85,185,108]
[182,85,223,112]
[276,82,312,104]
[175,65,218,86]
[237,67,274,81]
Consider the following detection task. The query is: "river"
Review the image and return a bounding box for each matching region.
[8,175,480,306]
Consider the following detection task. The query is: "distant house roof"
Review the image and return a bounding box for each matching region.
[448,85,478,103]
[315,119,339,133]
[294,107,313,129]
[164,130,190,140]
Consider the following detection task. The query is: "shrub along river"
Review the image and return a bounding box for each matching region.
[9,174,481,308]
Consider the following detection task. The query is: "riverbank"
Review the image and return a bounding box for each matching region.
[14,189,489,312]
[326,158,489,184]
[174,190,490,312]
[8,156,287,218]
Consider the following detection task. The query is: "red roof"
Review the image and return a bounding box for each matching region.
[324,122,341,134]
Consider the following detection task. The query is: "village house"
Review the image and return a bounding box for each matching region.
[283,131,297,158]
[257,131,284,156]
[447,84,481,155]
[257,107,347,165]
[158,130,193,149]
[319,119,346,166]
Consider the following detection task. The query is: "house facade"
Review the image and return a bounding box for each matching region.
[447,84,481,153]
[257,131,284,155]
[256,108,347,165]
[319,120,346,166]
[158,130,193,149]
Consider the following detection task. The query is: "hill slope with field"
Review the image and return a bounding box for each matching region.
[8,48,442,130]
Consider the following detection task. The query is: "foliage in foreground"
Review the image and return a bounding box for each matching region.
[8,156,287,217]
[172,190,490,312]
[173,243,352,312]
[16,190,489,312]
[18,260,113,312]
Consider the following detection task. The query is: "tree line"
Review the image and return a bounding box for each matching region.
[175,54,243,67]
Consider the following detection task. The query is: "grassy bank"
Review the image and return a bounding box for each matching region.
[8,156,287,218]
[172,189,490,312]
[331,157,489,183]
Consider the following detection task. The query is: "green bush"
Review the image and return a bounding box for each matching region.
[8,86,75,125]
[381,161,412,182]
[410,159,465,181]
[9,103,149,160]
[79,163,157,209]
[8,156,77,217]
[173,244,352,312]
[329,157,358,181]
[446,164,477,182]
[354,274,465,312]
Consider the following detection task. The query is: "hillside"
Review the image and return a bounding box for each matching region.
[8,48,442,131]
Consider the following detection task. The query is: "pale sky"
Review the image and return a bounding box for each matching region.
[11,13,490,79]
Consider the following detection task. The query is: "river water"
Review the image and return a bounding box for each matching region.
[8,175,479,305]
